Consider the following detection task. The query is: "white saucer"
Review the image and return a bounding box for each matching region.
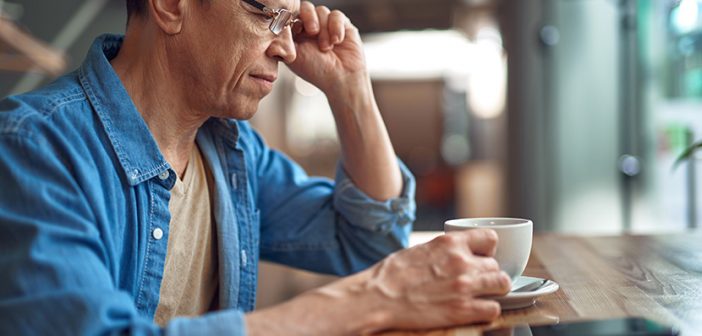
[493,276,559,310]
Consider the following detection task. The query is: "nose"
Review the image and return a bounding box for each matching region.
[266,27,297,64]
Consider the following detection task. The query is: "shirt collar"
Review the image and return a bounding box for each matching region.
[78,34,170,186]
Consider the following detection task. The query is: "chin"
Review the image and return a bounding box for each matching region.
[234,110,257,120]
[216,110,256,121]
[211,97,260,120]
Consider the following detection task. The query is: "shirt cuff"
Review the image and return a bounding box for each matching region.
[166,309,246,336]
[333,158,416,233]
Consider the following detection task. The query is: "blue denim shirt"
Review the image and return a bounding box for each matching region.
[0,34,415,335]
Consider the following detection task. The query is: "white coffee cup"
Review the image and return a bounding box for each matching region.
[444,218,533,282]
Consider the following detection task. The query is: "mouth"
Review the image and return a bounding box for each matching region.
[250,73,277,84]
[249,73,277,93]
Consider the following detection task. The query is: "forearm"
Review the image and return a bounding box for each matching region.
[245,271,387,336]
[327,74,403,201]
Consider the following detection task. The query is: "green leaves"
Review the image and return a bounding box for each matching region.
[673,140,702,170]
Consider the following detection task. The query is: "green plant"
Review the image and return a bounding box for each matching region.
[674,140,702,170]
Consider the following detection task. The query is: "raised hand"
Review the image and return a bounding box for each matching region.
[286,1,367,96]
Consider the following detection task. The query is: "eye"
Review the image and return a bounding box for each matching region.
[242,3,271,19]
[257,13,272,22]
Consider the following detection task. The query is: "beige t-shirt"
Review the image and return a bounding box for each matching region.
[154,145,218,326]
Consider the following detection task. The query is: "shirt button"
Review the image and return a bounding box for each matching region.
[152,228,164,240]
[241,249,247,268]
[158,170,170,180]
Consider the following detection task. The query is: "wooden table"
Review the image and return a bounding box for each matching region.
[381,231,702,335]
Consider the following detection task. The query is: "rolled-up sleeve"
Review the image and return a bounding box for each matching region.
[246,121,416,275]
[332,159,416,234]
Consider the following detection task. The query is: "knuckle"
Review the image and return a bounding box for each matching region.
[462,257,478,271]
[483,258,500,271]
[445,251,463,263]
[452,276,474,293]
[490,302,502,317]
[449,298,471,311]
[484,272,511,293]
[443,301,472,324]
[483,302,501,319]
[446,254,469,274]
[498,272,512,292]
[446,253,472,272]
[458,300,481,314]
[330,10,346,22]
[434,234,460,248]
[463,301,501,321]
[480,229,499,246]
[478,274,492,290]
[316,5,331,13]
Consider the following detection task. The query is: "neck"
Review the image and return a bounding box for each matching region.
[110,26,207,177]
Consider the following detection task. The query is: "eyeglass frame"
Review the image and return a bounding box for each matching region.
[241,0,300,35]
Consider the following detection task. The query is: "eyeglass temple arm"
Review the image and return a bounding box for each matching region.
[241,0,266,12]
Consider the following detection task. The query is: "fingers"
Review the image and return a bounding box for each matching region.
[328,10,346,45]
[454,272,511,297]
[440,252,499,276]
[473,256,501,273]
[298,1,319,34]
[297,2,349,51]
[417,270,510,300]
[365,234,508,330]
[435,229,498,258]
[450,228,499,257]
[315,6,331,51]
[428,271,510,298]
[457,299,502,324]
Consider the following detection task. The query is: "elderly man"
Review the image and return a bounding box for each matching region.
[0,0,510,335]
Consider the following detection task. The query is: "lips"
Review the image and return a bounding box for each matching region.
[250,73,277,83]
[249,72,277,94]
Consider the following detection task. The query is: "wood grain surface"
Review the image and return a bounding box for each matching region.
[378,231,702,335]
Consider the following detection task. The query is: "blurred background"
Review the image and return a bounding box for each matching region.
[2,0,701,307]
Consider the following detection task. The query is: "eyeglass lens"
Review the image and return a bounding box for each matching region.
[270,10,293,34]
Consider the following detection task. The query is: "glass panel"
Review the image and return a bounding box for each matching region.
[665,0,702,99]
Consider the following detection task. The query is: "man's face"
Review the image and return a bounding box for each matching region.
[171,0,299,120]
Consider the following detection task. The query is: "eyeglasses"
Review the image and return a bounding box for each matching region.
[241,0,300,35]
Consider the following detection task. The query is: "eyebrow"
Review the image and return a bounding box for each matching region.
[242,0,265,11]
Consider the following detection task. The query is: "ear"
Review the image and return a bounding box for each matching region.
[148,0,186,34]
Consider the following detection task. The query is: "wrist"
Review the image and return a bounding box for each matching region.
[325,73,375,114]
[308,270,393,335]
